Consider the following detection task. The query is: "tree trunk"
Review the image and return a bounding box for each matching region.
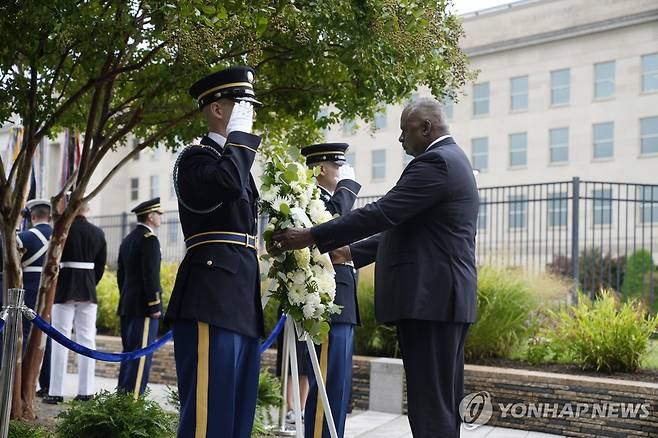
[1,220,25,419]
[19,208,77,420]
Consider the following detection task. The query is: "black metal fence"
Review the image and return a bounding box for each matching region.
[90,177,658,306]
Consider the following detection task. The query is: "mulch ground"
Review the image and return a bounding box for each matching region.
[468,357,658,383]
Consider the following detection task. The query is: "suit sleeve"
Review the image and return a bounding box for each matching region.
[178,131,261,209]
[142,235,163,314]
[94,232,107,285]
[311,155,448,253]
[349,235,380,269]
[325,179,361,216]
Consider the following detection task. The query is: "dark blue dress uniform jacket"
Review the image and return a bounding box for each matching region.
[55,216,107,303]
[319,181,361,325]
[117,224,163,316]
[311,137,479,325]
[165,132,264,339]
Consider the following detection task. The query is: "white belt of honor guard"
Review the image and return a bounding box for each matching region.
[23,266,43,273]
[59,261,95,269]
[185,231,257,251]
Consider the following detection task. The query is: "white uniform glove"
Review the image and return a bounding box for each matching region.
[226,101,254,135]
[337,163,355,182]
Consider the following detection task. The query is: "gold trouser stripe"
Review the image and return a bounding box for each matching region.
[147,298,161,306]
[195,322,210,438]
[133,317,150,400]
[314,341,330,438]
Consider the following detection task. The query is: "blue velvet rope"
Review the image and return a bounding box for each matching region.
[260,314,286,354]
[0,317,5,334]
[30,312,287,362]
[30,314,172,362]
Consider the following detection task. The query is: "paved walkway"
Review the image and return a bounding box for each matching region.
[60,373,565,437]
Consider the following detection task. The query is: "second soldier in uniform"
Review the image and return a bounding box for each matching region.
[300,143,361,438]
[116,197,163,397]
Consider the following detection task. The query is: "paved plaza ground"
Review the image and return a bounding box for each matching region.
[44,373,565,437]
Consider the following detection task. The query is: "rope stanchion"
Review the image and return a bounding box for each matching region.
[259,314,286,354]
[26,311,172,363]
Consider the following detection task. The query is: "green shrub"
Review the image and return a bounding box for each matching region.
[622,250,656,308]
[96,269,120,336]
[547,248,626,295]
[56,390,177,438]
[354,266,399,358]
[547,290,658,372]
[96,263,179,336]
[8,421,53,438]
[466,266,538,360]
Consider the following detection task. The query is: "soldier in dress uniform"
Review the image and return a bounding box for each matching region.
[44,202,107,404]
[300,143,361,438]
[165,66,264,438]
[116,197,163,398]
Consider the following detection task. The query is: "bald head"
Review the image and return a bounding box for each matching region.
[399,97,450,157]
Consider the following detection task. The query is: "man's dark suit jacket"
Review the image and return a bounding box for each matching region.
[311,136,479,325]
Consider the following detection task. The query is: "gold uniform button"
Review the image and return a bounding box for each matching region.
[206,260,213,266]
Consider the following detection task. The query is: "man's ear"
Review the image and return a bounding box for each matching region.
[422,119,432,136]
[318,164,326,177]
[209,102,223,120]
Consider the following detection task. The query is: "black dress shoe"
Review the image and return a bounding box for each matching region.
[42,395,63,404]
[36,388,49,398]
[73,394,94,402]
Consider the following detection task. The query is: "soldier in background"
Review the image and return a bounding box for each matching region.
[116,197,163,398]
[44,202,107,404]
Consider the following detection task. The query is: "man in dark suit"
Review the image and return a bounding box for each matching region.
[300,143,361,438]
[272,97,479,438]
[44,202,107,404]
[116,197,163,398]
[165,66,263,438]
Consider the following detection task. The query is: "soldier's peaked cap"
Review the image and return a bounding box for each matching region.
[25,199,51,211]
[301,143,349,166]
[189,66,262,109]
[131,197,163,215]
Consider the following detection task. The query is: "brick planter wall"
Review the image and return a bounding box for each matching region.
[66,336,658,437]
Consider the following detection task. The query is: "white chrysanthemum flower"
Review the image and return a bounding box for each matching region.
[271,195,292,213]
[307,199,326,223]
[261,185,280,204]
[290,181,304,195]
[293,248,311,268]
[288,283,307,305]
[292,269,306,285]
[297,191,309,210]
[295,162,307,180]
[302,292,322,319]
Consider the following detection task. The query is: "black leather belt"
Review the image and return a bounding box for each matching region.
[185,231,257,251]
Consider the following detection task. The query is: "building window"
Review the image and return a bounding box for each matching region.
[151,145,162,161]
[150,174,159,198]
[641,53,658,93]
[345,152,356,168]
[132,137,140,160]
[471,137,488,171]
[593,122,614,159]
[549,127,569,164]
[509,132,527,167]
[639,186,658,224]
[473,82,489,116]
[510,75,528,111]
[170,178,177,200]
[640,116,658,155]
[478,198,487,231]
[341,119,357,136]
[371,149,386,181]
[443,98,454,121]
[509,195,527,229]
[593,188,612,226]
[374,109,387,130]
[130,178,139,201]
[548,192,568,227]
[550,68,570,106]
[594,61,615,99]
[402,150,413,167]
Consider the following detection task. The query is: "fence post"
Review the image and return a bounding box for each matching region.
[571,177,580,304]
[0,288,25,437]
[121,212,128,238]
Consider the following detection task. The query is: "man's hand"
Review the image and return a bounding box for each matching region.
[329,246,352,265]
[226,101,254,135]
[150,311,161,319]
[270,228,315,254]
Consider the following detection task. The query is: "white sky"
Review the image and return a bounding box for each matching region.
[452,0,523,15]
